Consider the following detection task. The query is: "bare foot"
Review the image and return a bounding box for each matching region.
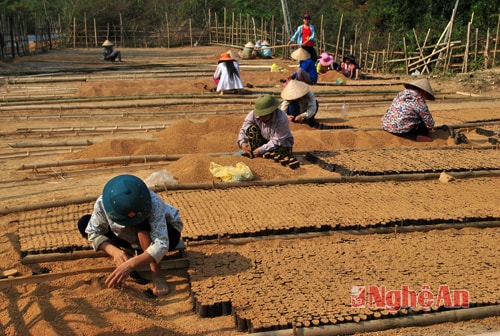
[152,276,170,296]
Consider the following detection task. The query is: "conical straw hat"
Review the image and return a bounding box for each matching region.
[227,49,240,60]
[404,78,435,100]
[245,41,255,48]
[102,40,113,47]
[291,48,310,61]
[281,79,310,100]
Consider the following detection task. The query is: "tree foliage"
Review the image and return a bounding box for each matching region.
[1,0,498,50]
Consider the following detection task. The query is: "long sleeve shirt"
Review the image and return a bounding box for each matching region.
[237,109,294,155]
[279,91,318,120]
[213,61,244,92]
[381,89,435,134]
[293,59,318,84]
[85,190,183,263]
[290,24,316,46]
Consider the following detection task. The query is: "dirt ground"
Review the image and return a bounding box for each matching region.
[0,46,499,335]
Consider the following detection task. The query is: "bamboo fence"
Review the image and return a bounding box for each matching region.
[1,10,499,75]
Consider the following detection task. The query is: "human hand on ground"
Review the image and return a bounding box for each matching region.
[105,260,134,289]
[241,142,251,154]
[111,249,129,266]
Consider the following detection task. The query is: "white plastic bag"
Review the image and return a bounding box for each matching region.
[144,169,178,187]
[209,162,254,182]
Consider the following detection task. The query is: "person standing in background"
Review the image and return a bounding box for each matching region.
[288,13,317,62]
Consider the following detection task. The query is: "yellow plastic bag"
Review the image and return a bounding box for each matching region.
[209,162,254,182]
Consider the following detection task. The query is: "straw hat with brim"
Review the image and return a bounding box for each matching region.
[291,48,311,61]
[404,78,435,101]
[227,50,240,60]
[245,42,255,48]
[218,52,235,63]
[254,94,280,117]
[102,40,113,47]
[319,52,334,66]
[281,80,310,100]
[102,174,152,226]
[262,40,270,46]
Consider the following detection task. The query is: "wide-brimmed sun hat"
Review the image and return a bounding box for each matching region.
[319,52,334,66]
[244,41,255,48]
[404,78,436,101]
[218,52,235,63]
[227,49,240,60]
[102,40,113,47]
[291,48,311,61]
[281,79,310,100]
[102,174,152,226]
[254,94,280,117]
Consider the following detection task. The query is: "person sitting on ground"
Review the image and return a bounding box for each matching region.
[259,40,273,59]
[288,13,317,62]
[316,51,339,74]
[77,174,184,296]
[239,41,257,60]
[340,54,357,79]
[237,94,299,168]
[213,51,244,94]
[280,79,318,127]
[288,47,318,85]
[381,78,436,142]
[102,39,122,62]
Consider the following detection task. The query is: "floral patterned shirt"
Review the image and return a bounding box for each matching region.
[381,89,435,134]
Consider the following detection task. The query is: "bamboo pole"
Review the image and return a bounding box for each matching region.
[8,140,93,148]
[84,12,88,49]
[0,259,190,289]
[2,169,499,216]
[223,8,227,44]
[319,14,324,52]
[119,13,123,47]
[463,21,471,73]
[403,37,408,75]
[444,5,457,72]
[93,18,97,46]
[73,16,75,48]
[165,11,170,48]
[335,13,343,63]
[364,31,371,72]
[208,9,211,44]
[231,12,235,46]
[474,28,478,61]
[484,28,490,69]
[189,19,193,47]
[494,14,499,66]
[215,12,218,44]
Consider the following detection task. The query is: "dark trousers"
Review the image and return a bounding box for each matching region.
[288,99,319,127]
[396,119,430,140]
[78,214,181,252]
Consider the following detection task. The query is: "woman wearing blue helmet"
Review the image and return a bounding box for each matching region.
[78,174,183,296]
